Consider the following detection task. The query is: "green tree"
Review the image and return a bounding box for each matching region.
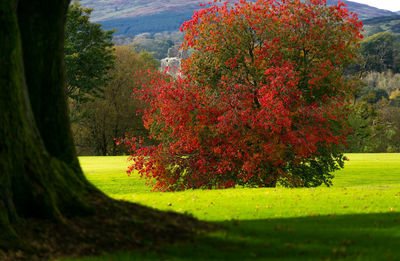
[347,98,400,152]
[73,46,159,155]
[65,1,115,103]
[361,89,389,104]
[134,38,174,60]
[360,32,400,73]
[363,71,400,96]
[347,102,379,152]
[379,106,400,152]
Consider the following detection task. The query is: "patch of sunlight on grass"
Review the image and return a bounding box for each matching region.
[69,154,400,261]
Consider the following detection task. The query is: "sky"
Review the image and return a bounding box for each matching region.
[349,0,400,12]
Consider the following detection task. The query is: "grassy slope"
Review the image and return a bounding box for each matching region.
[64,154,400,260]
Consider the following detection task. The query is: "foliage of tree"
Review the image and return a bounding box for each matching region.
[379,106,400,151]
[121,0,363,191]
[114,31,184,49]
[347,101,380,152]
[361,89,389,104]
[343,29,400,153]
[347,99,400,152]
[390,89,400,106]
[363,70,400,95]
[359,32,400,73]
[73,46,158,155]
[65,1,115,102]
[347,69,400,152]
[134,38,174,60]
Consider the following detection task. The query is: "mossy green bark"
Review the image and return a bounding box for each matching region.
[18,0,81,170]
[0,0,96,250]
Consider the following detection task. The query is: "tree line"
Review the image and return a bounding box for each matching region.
[347,32,400,152]
[66,2,159,156]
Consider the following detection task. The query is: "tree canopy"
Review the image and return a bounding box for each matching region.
[73,46,159,156]
[122,0,363,191]
[360,32,400,73]
[65,1,115,102]
[345,32,400,153]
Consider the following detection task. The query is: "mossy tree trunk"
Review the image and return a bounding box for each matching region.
[17,0,81,169]
[0,0,96,249]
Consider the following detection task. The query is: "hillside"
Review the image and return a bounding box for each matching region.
[78,0,397,36]
[363,15,400,38]
[80,0,395,22]
[100,11,193,36]
[78,0,202,21]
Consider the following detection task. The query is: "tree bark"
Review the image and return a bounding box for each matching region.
[0,0,94,249]
[0,1,210,256]
[17,0,81,170]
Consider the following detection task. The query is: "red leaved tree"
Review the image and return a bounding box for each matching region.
[121,0,363,191]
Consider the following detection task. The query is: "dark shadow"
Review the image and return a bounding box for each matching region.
[131,212,400,260]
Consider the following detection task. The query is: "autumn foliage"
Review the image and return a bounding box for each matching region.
[121,0,363,191]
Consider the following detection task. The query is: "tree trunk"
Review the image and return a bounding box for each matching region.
[0,1,211,257]
[0,0,94,249]
[17,0,81,170]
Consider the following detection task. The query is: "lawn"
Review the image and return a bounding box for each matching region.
[63,154,400,260]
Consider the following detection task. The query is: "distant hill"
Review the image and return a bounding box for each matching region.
[77,0,397,36]
[78,0,202,21]
[363,15,400,38]
[80,0,395,22]
[100,11,194,36]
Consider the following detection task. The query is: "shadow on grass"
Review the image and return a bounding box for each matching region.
[67,212,400,261]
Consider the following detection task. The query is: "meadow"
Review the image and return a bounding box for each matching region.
[64,154,400,260]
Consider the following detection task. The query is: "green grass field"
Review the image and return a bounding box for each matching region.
[63,154,400,261]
